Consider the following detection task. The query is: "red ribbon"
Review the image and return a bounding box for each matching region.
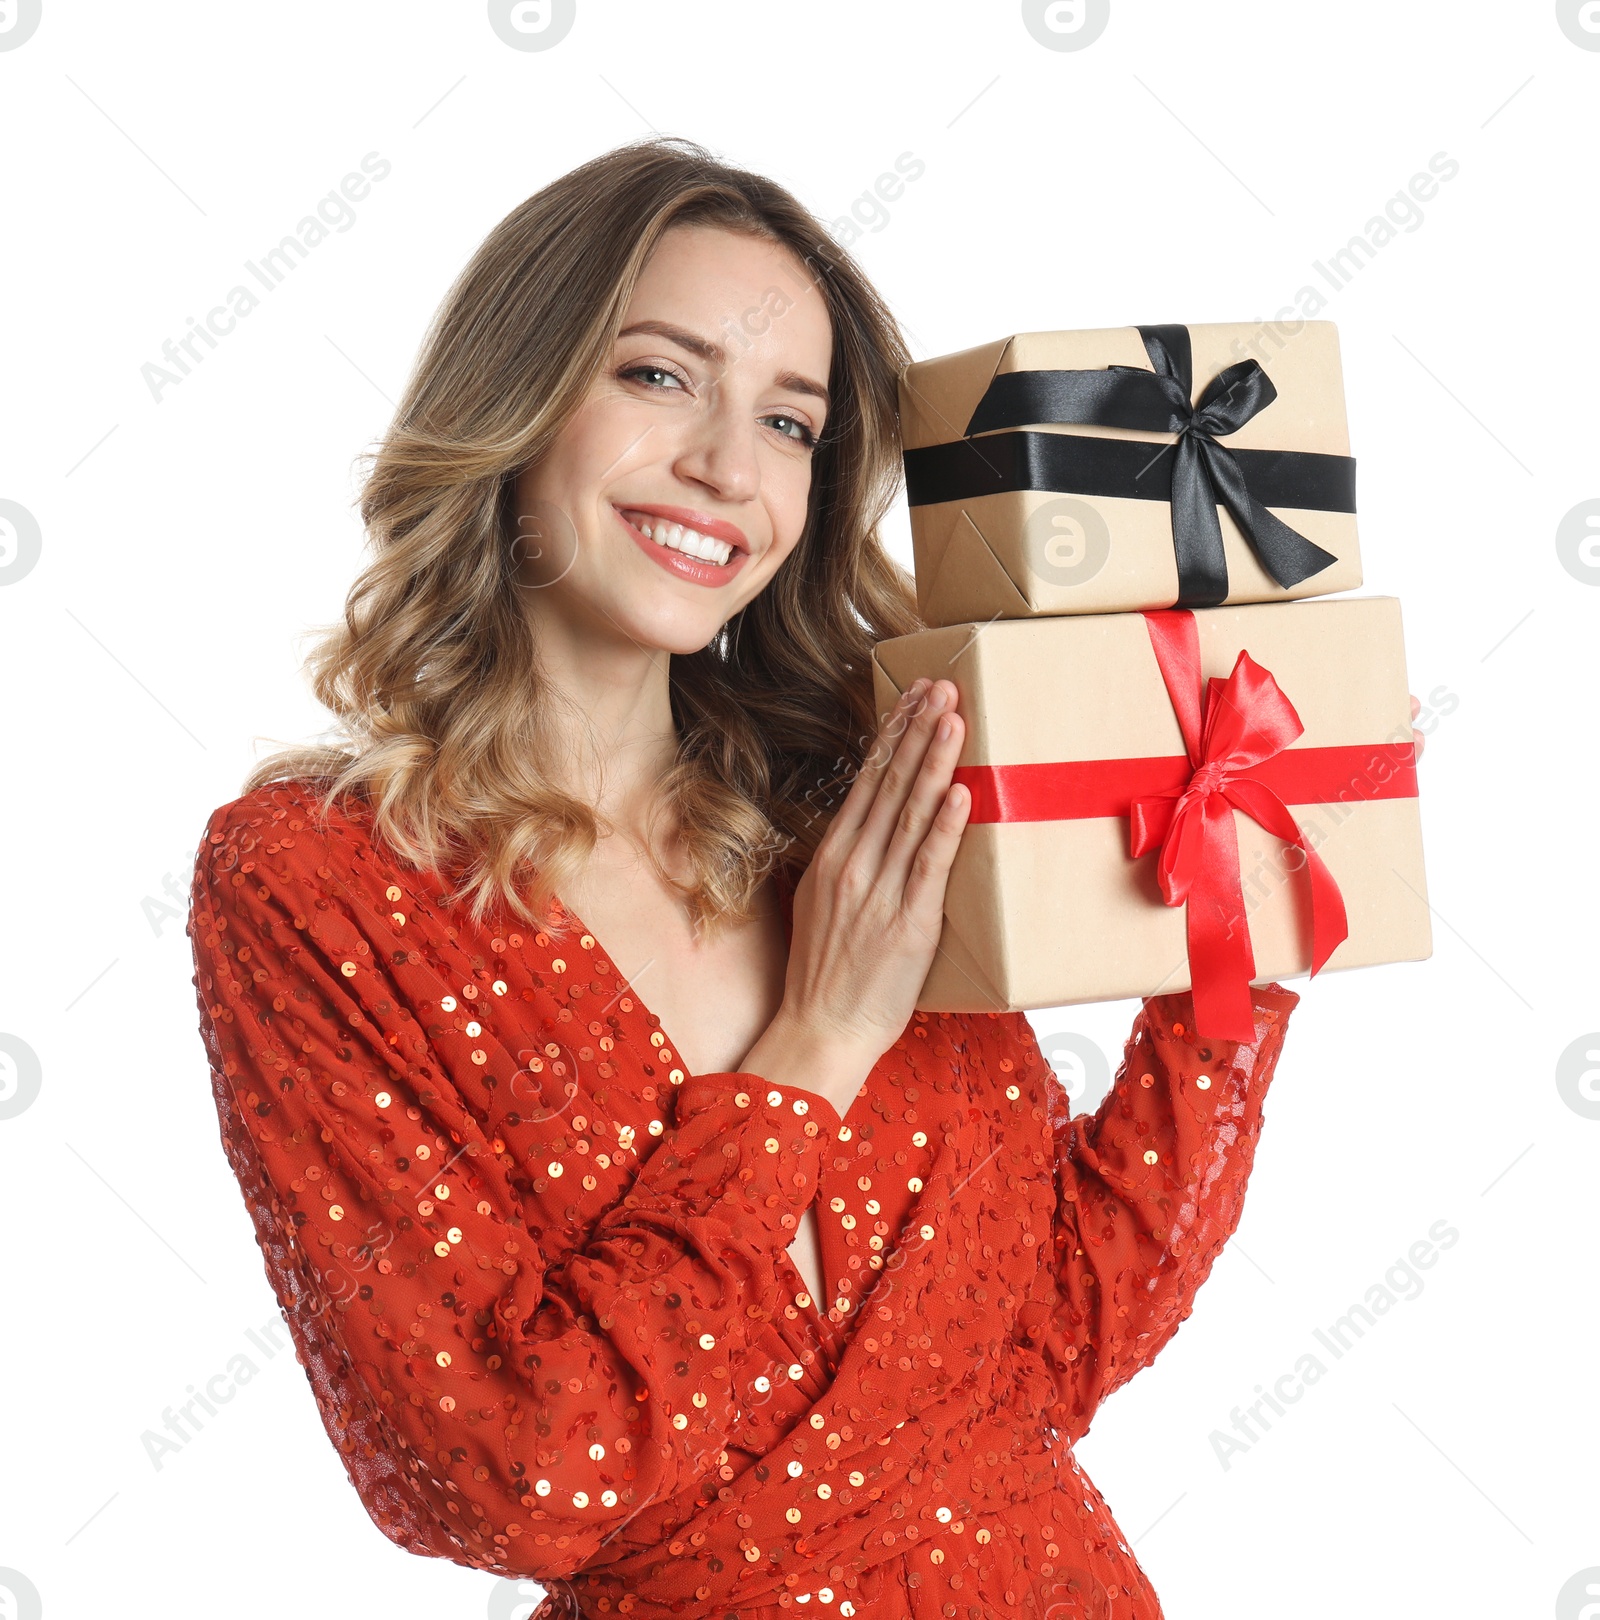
[949,610,1419,1042]
[1129,609,1348,1040]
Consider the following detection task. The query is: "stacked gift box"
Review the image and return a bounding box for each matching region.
[880,321,1430,1042]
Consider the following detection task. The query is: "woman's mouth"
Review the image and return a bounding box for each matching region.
[614,506,750,587]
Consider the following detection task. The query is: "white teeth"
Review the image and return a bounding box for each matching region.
[625,511,734,566]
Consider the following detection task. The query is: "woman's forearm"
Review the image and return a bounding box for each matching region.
[738,1008,877,1120]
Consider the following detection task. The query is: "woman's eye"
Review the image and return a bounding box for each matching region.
[620,363,687,392]
[764,413,818,450]
[622,363,816,450]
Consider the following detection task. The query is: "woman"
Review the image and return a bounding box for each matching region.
[188,136,1415,1618]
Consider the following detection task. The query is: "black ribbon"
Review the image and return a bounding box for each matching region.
[903,324,1352,608]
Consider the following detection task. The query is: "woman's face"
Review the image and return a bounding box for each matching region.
[514,224,835,656]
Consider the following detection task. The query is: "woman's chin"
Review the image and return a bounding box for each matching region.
[595,592,734,657]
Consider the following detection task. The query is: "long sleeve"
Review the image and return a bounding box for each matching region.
[1009,983,1298,1443]
[187,800,843,1582]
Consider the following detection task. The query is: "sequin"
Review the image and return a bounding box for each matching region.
[187,779,1302,1620]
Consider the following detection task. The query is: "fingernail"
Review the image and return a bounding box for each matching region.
[925,684,948,713]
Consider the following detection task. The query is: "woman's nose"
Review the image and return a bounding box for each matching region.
[672,385,762,502]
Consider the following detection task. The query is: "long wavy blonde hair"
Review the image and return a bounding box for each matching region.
[245,135,925,939]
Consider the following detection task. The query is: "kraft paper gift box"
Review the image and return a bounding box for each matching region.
[898,321,1363,627]
[869,596,1430,1038]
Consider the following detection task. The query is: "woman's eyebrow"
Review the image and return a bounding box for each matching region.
[618,318,830,409]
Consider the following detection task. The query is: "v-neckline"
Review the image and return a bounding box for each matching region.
[549,864,798,1088]
[547,869,842,1348]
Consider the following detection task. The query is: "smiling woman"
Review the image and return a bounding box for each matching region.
[226,136,918,942]
[188,135,1305,1619]
[512,225,836,626]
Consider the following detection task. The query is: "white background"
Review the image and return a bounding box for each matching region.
[1,3,1593,1617]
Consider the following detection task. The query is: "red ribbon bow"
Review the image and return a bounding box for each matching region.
[1130,610,1349,1042]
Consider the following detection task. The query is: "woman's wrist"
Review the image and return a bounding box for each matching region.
[738,1008,877,1118]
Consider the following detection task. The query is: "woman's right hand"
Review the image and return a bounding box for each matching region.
[740,677,971,1119]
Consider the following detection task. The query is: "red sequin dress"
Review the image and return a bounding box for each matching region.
[187,778,1298,1619]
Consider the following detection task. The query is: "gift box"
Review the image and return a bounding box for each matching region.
[869,596,1430,1038]
[899,321,1363,626]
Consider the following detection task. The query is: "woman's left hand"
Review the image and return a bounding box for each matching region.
[1410,694,1426,761]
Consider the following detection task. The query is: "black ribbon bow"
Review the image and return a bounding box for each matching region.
[904,324,1352,608]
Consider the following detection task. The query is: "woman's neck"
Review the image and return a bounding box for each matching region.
[532,608,681,847]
